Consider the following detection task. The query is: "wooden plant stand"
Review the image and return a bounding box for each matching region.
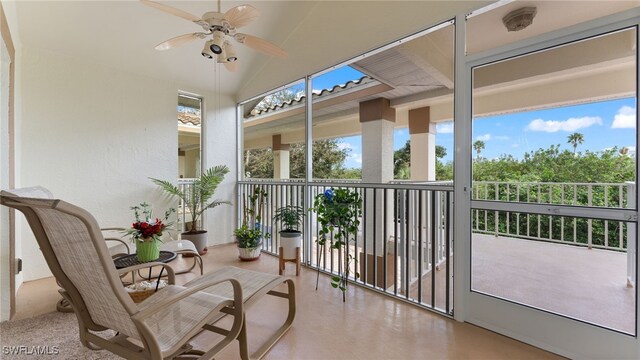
[279,246,301,276]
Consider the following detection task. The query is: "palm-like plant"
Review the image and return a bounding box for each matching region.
[473,140,485,159]
[150,165,230,233]
[567,132,584,154]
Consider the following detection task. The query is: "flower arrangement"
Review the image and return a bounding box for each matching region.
[312,187,362,301]
[126,202,175,243]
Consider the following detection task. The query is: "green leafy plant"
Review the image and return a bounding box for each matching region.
[150,165,230,233]
[274,205,305,233]
[311,187,362,301]
[234,224,263,248]
[236,186,270,249]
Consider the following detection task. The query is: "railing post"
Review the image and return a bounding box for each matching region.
[587,185,593,249]
[626,181,636,288]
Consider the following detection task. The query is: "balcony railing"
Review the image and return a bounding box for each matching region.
[471,181,634,252]
[238,180,454,316]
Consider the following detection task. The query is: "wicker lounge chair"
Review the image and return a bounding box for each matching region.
[1,188,296,359]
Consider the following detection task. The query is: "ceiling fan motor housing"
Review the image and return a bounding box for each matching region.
[201,12,234,34]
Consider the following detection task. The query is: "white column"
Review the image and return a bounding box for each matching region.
[409,107,436,181]
[361,120,395,183]
[272,134,290,180]
[360,98,395,287]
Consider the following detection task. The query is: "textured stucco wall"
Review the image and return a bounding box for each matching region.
[15,47,237,280]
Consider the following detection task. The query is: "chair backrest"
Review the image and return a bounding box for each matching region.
[0,188,141,339]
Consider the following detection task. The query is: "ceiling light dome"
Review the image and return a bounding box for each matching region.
[503,7,537,32]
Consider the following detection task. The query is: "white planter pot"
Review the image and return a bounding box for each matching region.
[280,232,302,260]
[238,247,261,261]
[181,231,208,255]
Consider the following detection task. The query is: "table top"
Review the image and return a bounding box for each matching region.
[113,251,177,269]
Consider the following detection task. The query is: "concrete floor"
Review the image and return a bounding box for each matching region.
[472,234,635,334]
[12,243,562,359]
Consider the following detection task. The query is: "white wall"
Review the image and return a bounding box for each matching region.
[15,46,238,281]
[12,46,224,280]
[201,86,237,246]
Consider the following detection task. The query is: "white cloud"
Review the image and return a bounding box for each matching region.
[476,134,491,141]
[436,122,453,134]
[525,116,602,133]
[494,135,510,140]
[611,106,636,129]
[350,153,362,164]
[337,142,354,151]
[511,143,520,148]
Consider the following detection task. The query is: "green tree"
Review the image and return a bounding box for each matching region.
[290,139,351,179]
[436,145,447,159]
[567,132,584,154]
[473,140,485,159]
[243,148,273,178]
[245,139,353,179]
[394,140,411,179]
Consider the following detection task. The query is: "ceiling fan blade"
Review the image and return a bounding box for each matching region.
[224,61,238,72]
[140,0,201,23]
[155,33,202,51]
[224,5,259,29]
[234,33,287,58]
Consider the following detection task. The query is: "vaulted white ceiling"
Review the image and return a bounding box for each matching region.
[3,1,491,100]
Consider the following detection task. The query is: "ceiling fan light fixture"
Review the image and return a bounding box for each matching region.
[202,40,215,59]
[218,44,228,63]
[210,30,225,54]
[224,41,238,62]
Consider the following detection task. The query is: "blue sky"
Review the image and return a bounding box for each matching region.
[287,66,637,169]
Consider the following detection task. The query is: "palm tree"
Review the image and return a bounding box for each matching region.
[567,132,584,154]
[473,140,485,159]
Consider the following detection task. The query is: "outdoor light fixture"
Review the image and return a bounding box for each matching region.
[210,30,225,54]
[202,40,215,59]
[225,41,238,62]
[502,7,537,32]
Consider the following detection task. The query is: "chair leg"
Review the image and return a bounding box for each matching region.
[238,314,250,360]
[295,247,300,276]
[278,247,285,275]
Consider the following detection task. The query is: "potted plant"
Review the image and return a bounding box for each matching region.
[235,186,268,261]
[234,224,263,261]
[312,187,362,302]
[150,165,230,255]
[125,202,175,262]
[274,205,304,260]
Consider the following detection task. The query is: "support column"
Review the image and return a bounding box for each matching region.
[359,98,396,287]
[408,107,436,181]
[272,134,290,180]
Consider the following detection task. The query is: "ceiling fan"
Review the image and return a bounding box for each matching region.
[141,0,288,72]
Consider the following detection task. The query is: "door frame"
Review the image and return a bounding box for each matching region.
[0,0,16,321]
[454,8,640,359]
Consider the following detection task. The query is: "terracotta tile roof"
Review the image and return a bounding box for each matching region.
[252,76,375,117]
[178,112,201,126]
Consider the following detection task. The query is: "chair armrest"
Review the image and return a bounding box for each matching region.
[131,278,243,321]
[105,237,130,256]
[101,227,126,232]
[117,262,176,285]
